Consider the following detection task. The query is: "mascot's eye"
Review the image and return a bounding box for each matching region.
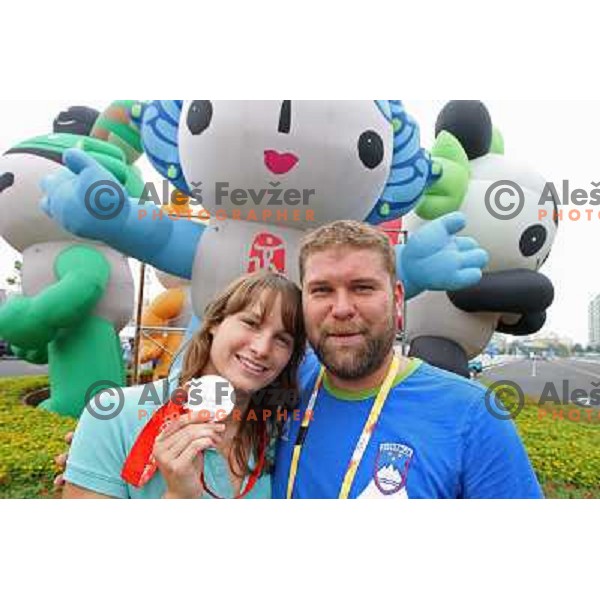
[358,130,384,169]
[0,172,14,193]
[187,101,213,135]
[520,224,547,257]
[279,100,292,134]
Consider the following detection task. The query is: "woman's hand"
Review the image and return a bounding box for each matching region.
[154,412,226,499]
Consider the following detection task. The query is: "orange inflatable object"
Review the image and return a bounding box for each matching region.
[140,287,189,379]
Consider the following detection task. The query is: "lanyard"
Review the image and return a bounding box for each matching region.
[201,429,268,499]
[286,354,401,500]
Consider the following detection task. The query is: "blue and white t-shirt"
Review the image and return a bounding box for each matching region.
[273,353,542,499]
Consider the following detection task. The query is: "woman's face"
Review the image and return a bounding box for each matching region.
[207,291,296,395]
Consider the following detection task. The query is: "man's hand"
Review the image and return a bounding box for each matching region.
[40,149,131,244]
[398,212,489,299]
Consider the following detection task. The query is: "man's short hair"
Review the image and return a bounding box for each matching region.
[299,220,397,285]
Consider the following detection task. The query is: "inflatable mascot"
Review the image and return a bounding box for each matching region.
[41,101,489,371]
[0,102,144,417]
[405,100,557,377]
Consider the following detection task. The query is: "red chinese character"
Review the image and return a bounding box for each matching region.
[248,232,287,274]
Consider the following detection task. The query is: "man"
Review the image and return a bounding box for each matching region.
[56,221,542,499]
[272,220,542,499]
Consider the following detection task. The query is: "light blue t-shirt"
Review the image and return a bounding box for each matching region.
[65,380,271,499]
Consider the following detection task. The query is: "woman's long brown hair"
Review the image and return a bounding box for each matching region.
[180,271,306,478]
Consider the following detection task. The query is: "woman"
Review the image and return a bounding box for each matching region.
[63,271,306,499]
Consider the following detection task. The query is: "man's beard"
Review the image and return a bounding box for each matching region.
[314,315,397,381]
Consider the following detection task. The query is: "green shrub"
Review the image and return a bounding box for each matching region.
[0,376,76,499]
[514,402,600,497]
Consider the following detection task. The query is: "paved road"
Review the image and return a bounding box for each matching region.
[0,358,48,377]
[482,358,600,406]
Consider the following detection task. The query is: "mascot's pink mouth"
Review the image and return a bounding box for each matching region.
[264,150,299,175]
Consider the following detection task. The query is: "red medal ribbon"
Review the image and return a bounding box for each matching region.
[121,395,187,488]
[121,390,268,498]
[201,425,268,499]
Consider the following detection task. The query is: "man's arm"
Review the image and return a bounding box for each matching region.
[460,391,543,499]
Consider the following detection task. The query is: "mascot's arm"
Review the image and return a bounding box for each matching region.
[0,246,110,350]
[496,311,547,336]
[140,288,186,362]
[447,270,554,314]
[40,149,202,280]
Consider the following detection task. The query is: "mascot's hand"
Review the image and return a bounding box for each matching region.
[0,296,55,349]
[416,131,470,221]
[399,212,489,299]
[40,149,130,243]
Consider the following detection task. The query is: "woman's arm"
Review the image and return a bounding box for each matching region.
[63,387,137,499]
[63,483,116,500]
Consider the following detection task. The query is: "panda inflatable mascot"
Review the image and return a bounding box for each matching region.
[405,100,558,378]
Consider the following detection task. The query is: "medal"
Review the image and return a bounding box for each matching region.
[185,375,237,422]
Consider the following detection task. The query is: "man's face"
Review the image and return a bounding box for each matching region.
[302,246,402,381]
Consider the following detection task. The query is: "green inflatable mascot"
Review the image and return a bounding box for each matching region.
[0,102,144,418]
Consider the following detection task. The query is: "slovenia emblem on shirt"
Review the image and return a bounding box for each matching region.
[358,442,414,499]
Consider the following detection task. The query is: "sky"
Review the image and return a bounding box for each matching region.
[0,100,596,344]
